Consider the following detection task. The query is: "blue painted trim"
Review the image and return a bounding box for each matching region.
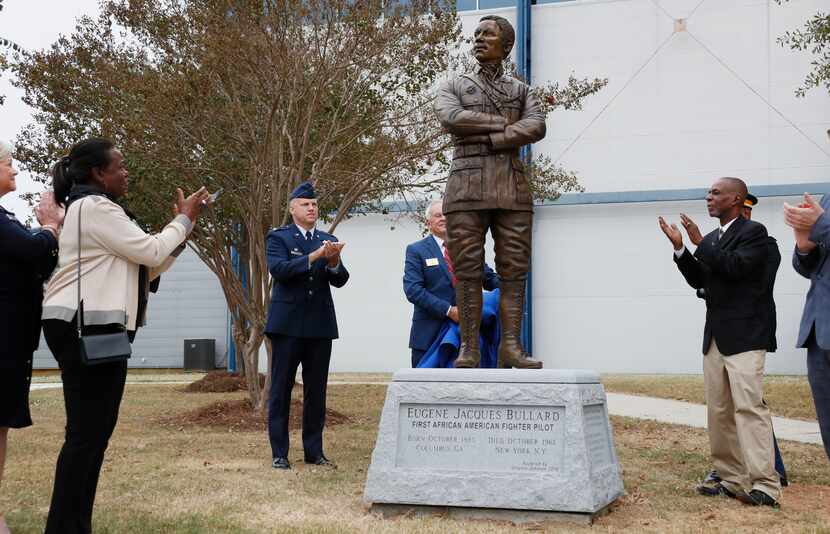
[227,245,239,372]
[516,0,533,354]
[356,183,830,216]
[539,183,830,206]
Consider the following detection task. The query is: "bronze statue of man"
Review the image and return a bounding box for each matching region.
[434,15,546,369]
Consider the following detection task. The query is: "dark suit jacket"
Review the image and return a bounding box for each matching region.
[763,236,781,352]
[793,194,830,350]
[674,216,771,355]
[0,206,58,367]
[695,235,780,352]
[403,235,498,351]
[265,225,349,339]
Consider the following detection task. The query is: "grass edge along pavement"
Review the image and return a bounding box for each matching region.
[1,383,827,533]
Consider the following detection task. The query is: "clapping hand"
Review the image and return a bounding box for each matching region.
[658,216,684,251]
[321,241,345,267]
[679,213,704,246]
[173,187,209,222]
[35,190,65,229]
[784,193,824,230]
[784,193,823,253]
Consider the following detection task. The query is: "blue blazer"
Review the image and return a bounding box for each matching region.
[265,225,349,339]
[403,235,498,351]
[794,194,830,350]
[0,206,58,367]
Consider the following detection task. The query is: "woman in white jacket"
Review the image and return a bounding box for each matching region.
[40,138,209,534]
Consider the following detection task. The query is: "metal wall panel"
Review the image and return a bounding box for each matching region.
[34,248,228,368]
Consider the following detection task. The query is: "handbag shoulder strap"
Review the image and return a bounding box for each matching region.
[76,198,85,335]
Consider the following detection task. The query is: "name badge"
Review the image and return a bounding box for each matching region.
[290,249,303,256]
[425,258,439,267]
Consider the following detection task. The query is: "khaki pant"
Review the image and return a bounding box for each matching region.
[703,339,780,500]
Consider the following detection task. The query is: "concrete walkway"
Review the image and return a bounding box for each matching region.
[605,392,822,445]
[30,378,823,446]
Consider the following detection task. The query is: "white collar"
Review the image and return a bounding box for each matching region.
[720,217,739,234]
[432,233,446,250]
[296,224,315,237]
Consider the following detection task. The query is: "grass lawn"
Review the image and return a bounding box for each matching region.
[602,375,817,421]
[1,383,828,533]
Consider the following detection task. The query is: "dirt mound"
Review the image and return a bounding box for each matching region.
[184,371,265,393]
[159,398,352,432]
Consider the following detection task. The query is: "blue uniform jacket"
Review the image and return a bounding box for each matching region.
[794,194,830,350]
[0,206,58,367]
[403,235,498,351]
[265,225,349,339]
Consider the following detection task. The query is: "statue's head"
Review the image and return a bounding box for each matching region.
[474,15,515,64]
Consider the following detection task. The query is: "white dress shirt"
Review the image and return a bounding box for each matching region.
[674,216,739,258]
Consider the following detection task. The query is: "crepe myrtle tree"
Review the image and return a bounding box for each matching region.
[12,0,606,410]
[12,0,464,411]
[776,0,830,97]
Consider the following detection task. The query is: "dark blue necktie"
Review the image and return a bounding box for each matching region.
[305,230,313,241]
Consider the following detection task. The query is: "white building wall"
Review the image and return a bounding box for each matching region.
[530,0,830,192]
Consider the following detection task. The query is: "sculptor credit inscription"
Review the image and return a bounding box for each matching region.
[396,403,565,473]
[583,404,612,470]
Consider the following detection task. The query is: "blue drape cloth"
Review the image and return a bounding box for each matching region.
[417,289,501,369]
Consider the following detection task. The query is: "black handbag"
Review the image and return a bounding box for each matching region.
[75,198,132,366]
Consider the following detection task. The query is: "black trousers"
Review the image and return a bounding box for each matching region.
[267,333,332,460]
[411,348,426,368]
[42,319,128,534]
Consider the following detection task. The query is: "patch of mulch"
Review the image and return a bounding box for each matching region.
[184,371,265,393]
[159,398,352,432]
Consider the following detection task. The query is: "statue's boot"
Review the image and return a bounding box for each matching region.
[498,280,543,369]
[454,280,482,368]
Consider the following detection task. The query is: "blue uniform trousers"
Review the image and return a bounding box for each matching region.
[267,333,332,461]
[807,338,830,461]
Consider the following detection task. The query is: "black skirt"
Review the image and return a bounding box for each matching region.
[0,356,34,428]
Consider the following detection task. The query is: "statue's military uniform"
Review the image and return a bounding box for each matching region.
[434,66,546,368]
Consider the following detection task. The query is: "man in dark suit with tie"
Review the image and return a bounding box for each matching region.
[403,199,498,367]
[265,181,349,470]
[659,177,781,508]
[785,189,830,462]
[683,193,788,487]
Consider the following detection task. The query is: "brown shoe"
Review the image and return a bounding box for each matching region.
[497,280,542,369]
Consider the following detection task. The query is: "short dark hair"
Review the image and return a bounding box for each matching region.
[718,176,748,204]
[52,138,115,206]
[479,15,515,57]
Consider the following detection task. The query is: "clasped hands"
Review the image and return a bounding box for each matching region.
[784,193,824,254]
[310,240,345,268]
[658,213,703,251]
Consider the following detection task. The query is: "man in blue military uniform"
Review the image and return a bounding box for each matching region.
[265,181,349,470]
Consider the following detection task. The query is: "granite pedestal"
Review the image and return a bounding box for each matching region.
[363,369,624,523]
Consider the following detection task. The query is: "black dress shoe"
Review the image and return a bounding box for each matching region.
[272,457,291,470]
[780,475,789,488]
[304,455,336,468]
[696,482,737,499]
[703,470,722,484]
[740,489,780,508]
